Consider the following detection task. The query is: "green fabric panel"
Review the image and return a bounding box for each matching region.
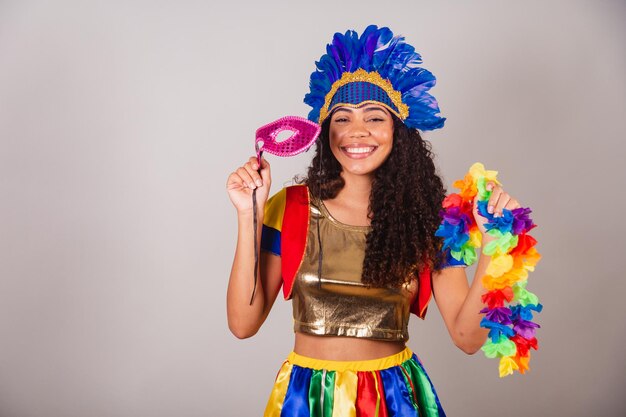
[403,360,440,417]
[322,370,335,417]
[307,369,336,417]
[308,369,323,417]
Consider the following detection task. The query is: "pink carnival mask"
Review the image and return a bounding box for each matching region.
[255,116,321,164]
[249,116,320,305]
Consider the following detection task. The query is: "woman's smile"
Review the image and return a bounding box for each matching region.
[340,144,379,159]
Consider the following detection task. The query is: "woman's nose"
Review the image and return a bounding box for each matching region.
[349,121,369,137]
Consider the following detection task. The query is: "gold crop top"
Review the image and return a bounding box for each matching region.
[291,197,418,341]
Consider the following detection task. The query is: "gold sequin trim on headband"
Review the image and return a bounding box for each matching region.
[318,68,409,124]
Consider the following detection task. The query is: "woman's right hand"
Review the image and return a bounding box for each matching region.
[226,156,272,214]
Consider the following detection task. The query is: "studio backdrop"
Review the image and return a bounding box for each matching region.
[0,1,624,416]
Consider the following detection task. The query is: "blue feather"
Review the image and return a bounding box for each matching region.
[304,25,445,130]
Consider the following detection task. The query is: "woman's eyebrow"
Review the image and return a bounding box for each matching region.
[333,108,353,114]
[362,106,388,113]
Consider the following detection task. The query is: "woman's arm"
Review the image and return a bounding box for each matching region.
[431,239,495,355]
[432,180,520,354]
[225,156,282,339]
[226,212,283,339]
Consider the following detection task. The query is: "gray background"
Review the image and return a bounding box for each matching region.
[1,0,624,416]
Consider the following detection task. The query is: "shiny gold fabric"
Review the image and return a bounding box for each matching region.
[291,197,418,341]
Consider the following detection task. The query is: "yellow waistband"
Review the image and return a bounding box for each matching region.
[286,347,413,372]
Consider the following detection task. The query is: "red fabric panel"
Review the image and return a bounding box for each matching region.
[356,371,378,417]
[356,371,390,417]
[410,262,432,319]
[281,185,310,299]
[373,371,389,417]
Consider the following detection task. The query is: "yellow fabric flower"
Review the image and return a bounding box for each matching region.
[482,271,520,290]
[486,253,514,277]
[469,229,482,248]
[468,162,500,185]
[499,356,519,378]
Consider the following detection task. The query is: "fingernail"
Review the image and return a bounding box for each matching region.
[249,182,256,189]
[252,164,258,170]
[255,180,263,187]
[488,205,494,213]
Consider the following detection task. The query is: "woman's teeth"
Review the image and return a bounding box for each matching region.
[345,147,375,154]
[341,146,378,159]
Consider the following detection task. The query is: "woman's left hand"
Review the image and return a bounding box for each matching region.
[472,181,522,236]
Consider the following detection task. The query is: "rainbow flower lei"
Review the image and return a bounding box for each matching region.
[436,163,543,377]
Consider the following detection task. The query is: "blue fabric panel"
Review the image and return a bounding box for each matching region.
[380,366,418,416]
[281,365,312,417]
[441,248,468,268]
[261,225,281,256]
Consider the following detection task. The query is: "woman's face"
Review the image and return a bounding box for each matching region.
[328,104,394,178]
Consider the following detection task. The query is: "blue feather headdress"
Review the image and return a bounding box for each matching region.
[304,25,446,131]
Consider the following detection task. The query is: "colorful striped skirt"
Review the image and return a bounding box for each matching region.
[263,347,446,417]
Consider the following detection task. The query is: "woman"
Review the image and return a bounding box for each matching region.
[226,25,521,416]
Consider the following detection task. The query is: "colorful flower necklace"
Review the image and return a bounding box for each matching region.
[437,163,543,377]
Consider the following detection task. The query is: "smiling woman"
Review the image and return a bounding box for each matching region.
[329,106,394,175]
[226,24,523,416]
[301,108,450,292]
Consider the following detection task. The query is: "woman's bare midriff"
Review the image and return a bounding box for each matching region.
[293,332,406,361]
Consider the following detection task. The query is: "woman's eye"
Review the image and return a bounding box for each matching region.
[368,118,385,122]
[334,118,348,123]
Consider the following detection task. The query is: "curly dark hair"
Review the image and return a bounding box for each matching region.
[296,115,448,289]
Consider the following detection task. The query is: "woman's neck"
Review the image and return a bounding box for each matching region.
[334,171,372,208]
